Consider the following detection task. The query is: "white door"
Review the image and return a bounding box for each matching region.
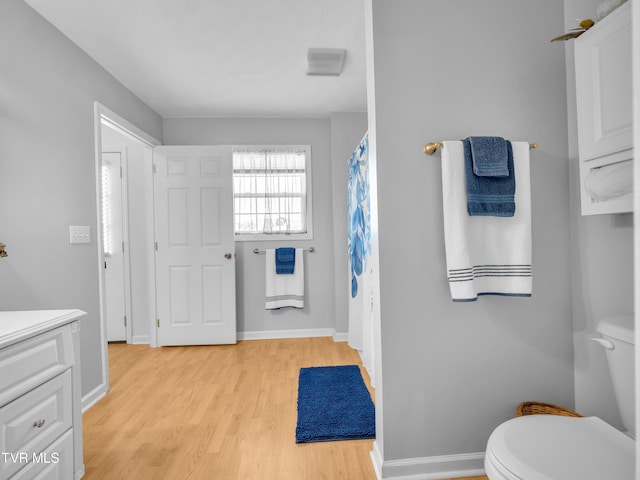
[102,150,129,342]
[153,146,237,346]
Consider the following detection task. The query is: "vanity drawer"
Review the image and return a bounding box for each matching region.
[0,325,73,408]
[10,429,74,480]
[0,370,72,480]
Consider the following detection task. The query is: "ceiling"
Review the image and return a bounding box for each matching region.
[24,0,367,118]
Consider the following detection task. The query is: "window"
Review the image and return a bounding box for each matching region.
[101,163,113,255]
[232,146,312,240]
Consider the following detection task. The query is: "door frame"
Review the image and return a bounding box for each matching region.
[89,102,160,409]
[632,0,639,465]
[102,147,133,344]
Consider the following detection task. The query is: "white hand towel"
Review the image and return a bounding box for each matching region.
[441,140,532,301]
[265,248,304,309]
[584,160,633,202]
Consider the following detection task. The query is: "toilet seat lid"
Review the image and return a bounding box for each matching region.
[487,415,634,480]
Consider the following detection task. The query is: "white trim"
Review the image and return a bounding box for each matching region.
[75,465,85,480]
[333,331,349,342]
[120,150,134,345]
[238,328,336,341]
[232,144,314,242]
[93,102,161,398]
[102,147,134,344]
[371,451,485,480]
[131,334,151,345]
[143,146,158,348]
[81,383,108,413]
[356,347,375,386]
[364,0,383,456]
[96,103,159,148]
[371,442,384,480]
[93,106,111,403]
[633,0,640,476]
[234,231,314,241]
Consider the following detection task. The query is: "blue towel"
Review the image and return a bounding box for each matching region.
[275,247,296,274]
[464,138,515,217]
[468,136,509,177]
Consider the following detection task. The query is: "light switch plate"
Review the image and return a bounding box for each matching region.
[69,226,91,244]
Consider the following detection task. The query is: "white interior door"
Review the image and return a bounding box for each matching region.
[102,150,129,342]
[153,146,236,346]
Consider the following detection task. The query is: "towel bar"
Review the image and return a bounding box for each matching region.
[253,247,315,254]
[423,141,538,156]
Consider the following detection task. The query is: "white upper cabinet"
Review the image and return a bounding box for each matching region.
[574,2,633,215]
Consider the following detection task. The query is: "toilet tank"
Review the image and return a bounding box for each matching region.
[596,315,635,438]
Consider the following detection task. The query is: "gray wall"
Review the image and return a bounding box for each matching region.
[330,113,368,338]
[564,0,634,429]
[0,0,162,398]
[369,0,574,463]
[164,117,364,336]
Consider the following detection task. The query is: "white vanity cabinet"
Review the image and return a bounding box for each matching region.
[574,1,632,215]
[0,310,86,480]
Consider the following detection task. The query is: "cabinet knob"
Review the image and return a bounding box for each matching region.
[32,418,46,428]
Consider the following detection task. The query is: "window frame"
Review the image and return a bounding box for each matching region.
[232,145,313,242]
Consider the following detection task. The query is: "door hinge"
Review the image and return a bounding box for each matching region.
[155,242,158,251]
[157,318,160,328]
[152,164,157,174]
[120,166,123,178]
[122,241,125,253]
[124,315,127,327]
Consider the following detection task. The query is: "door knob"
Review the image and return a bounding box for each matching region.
[224,252,232,259]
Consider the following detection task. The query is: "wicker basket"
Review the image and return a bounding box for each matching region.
[516,401,582,418]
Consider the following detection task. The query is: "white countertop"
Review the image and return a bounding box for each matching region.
[0,309,86,349]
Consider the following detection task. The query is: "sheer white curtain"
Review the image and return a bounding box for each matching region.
[233,148,307,235]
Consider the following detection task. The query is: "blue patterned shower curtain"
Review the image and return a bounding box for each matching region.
[348,134,371,299]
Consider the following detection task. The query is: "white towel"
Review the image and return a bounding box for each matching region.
[265,248,304,309]
[584,160,633,202]
[441,140,532,301]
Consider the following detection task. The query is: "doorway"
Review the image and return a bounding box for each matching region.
[91,103,160,404]
[92,103,239,408]
[101,147,131,342]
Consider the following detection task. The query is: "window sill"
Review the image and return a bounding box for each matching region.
[235,232,313,242]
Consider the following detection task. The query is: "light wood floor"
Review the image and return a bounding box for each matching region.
[83,337,487,480]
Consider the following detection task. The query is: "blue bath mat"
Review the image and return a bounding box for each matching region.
[295,365,375,443]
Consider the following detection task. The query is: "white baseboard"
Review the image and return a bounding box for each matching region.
[120,331,345,344]
[371,446,485,480]
[75,464,85,480]
[333,331,349,342]
[238,328,339,341]
[81,383,108,412]
[131,334,150,344]
[371,441,384,479]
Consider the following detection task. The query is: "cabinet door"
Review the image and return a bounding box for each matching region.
[10,429,74,480]
[0,371,73,479]
[575,2,632,162]
[0,325,73,409]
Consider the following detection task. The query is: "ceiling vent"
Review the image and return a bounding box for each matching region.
[307,48,346,76]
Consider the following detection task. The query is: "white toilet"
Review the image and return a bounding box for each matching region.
[484,315,635,479]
